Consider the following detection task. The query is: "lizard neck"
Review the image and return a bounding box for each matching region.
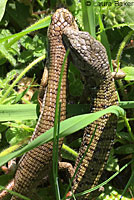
[31,40,67,140]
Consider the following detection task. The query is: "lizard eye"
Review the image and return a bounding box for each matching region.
[65,15,73,25]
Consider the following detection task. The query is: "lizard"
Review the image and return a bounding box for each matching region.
[0,8,78,200]
[62,28,118,199]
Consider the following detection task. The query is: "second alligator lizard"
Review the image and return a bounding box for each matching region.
[63,28,118,199]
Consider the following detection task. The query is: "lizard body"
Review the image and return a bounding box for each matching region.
[63,28,118,199]
[9,8,77,200]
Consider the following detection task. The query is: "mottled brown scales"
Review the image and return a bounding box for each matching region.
[10,8,78,200]
[63,28,118,199]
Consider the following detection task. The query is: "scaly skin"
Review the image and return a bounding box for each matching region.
[63,28,118,199]
[9,8,78,200]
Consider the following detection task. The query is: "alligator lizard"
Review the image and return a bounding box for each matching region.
[63,28,118,199]
[0,8,78,200]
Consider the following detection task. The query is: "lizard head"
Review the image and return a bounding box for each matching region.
[48,8,78,39]
[62,27,110,78]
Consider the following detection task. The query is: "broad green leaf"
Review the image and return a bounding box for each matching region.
[0,104,37,121]
[0,174,12,186]
[69,79,83,96]
[0,0,8,22]
[5,121,34,145]
[0,105,125,166]
[122,66,134,80]
[0,15,50,66]
[18,34,46,63]
[124,0,134,30]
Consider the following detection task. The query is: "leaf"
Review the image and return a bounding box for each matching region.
[106,151,119,172]
[0,102,129,122]
[119,101,134,108]
[124,0,134,30]
[0,174,12,186]
[97,184,132,200]
[0,105,125,166]
[0,54,46,104]
[5,122,34,145]
[7,1,31,29]
[0,29,19,65]
[0,104,37,121]
[0,0,8,22]
[0,15,51,45]
[81,0,95,37]
[115,144,134,154]
[0,104,90,121]
[117,131,132,142]
[0,43,16,66]
[122,66,134,80]
[18,34,46,63]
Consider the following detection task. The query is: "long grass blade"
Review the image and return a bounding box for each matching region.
[0,105,125,166]
[52,49,70,200]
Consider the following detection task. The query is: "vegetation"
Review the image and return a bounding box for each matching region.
[0,0,134,199]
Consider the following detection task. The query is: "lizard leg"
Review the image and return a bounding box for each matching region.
[111,59,126,79]
[59,161,75,179]
[1,158,16,175]
[0,159,17,199]
[0,179,14,200]
[38,66,48,111]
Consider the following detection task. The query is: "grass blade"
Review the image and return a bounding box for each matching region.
[52,49,70,199]
[81,0,95,37]
[0,105,125,166]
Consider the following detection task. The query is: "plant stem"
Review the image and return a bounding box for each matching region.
[116,31,133,70]
[123,116,134,141]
